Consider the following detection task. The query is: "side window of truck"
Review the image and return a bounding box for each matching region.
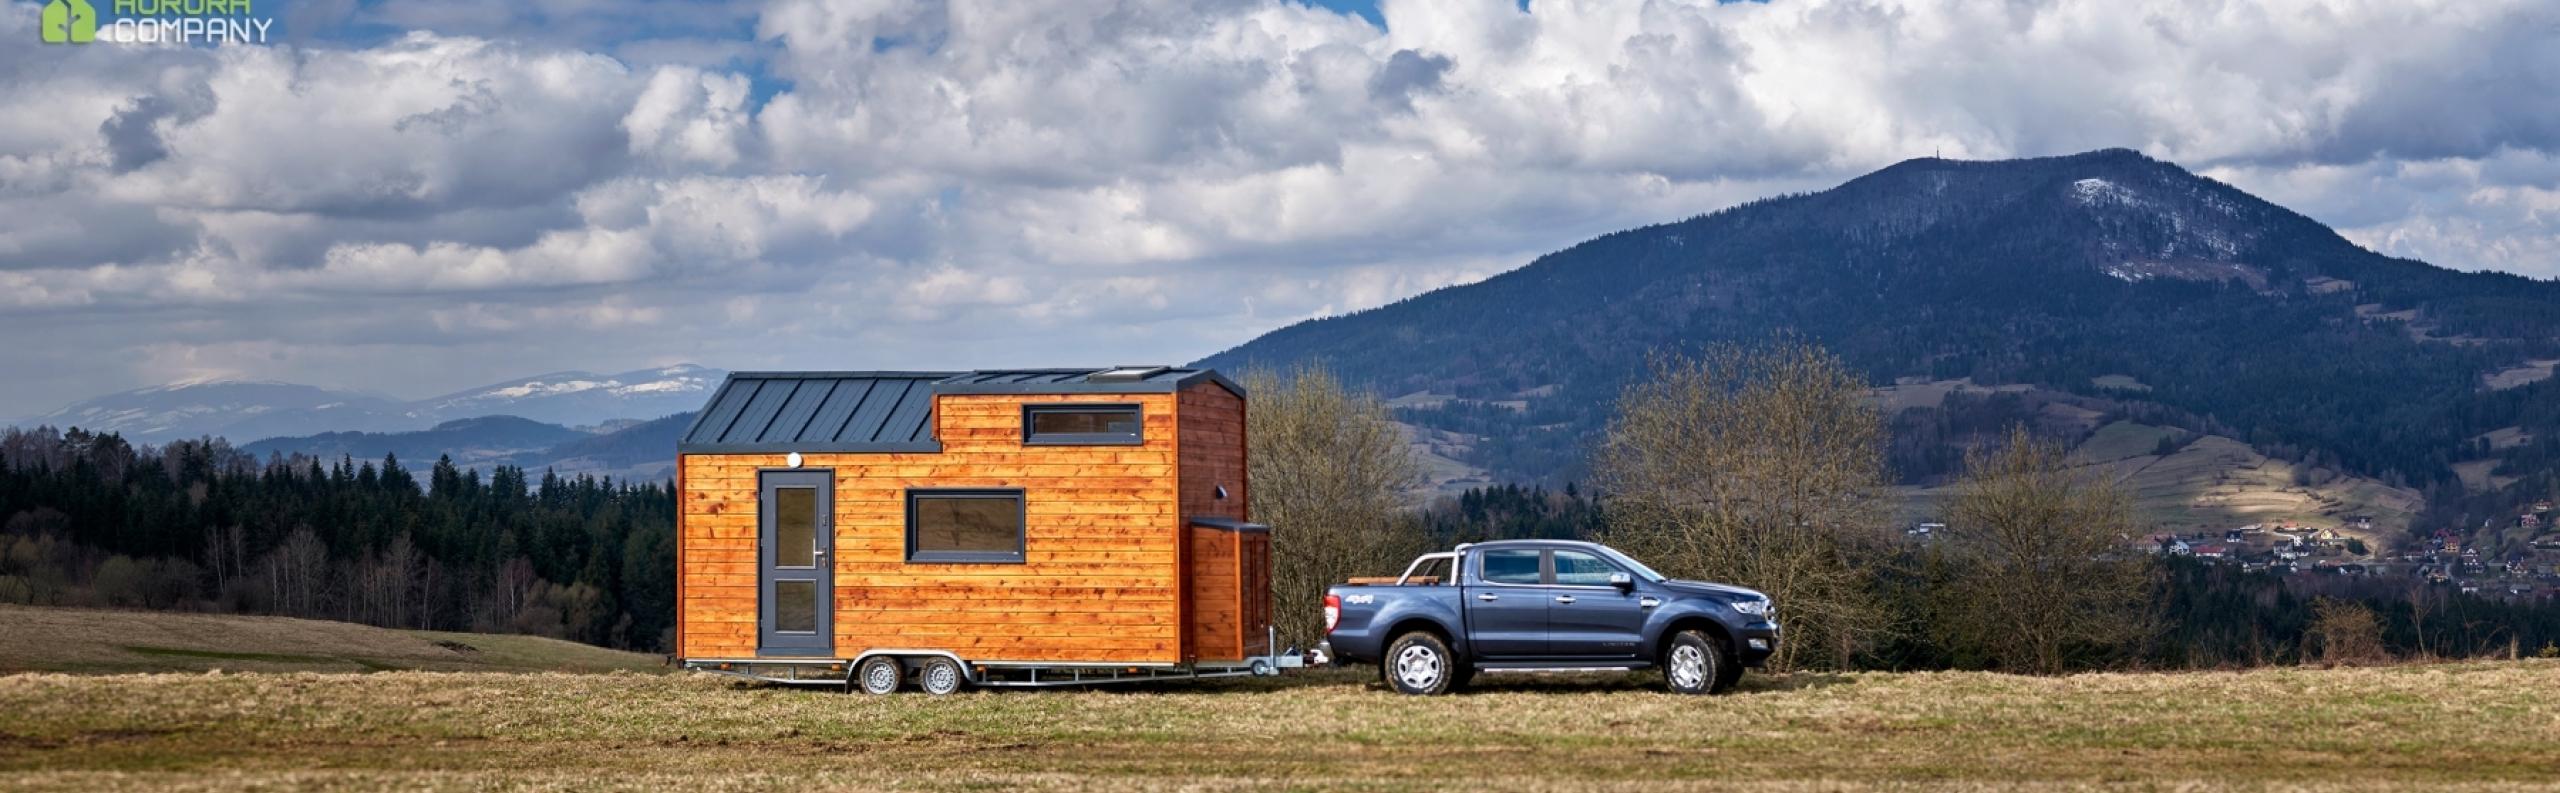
[1480,549,1543,585]
[1552,550,1620,586]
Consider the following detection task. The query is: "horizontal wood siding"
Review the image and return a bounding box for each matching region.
[1239,530,1273,657]
[1187,526,1240,660]
[1177,383,1256,661]
[679,392,1182,663]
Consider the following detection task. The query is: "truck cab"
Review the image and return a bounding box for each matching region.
[1320,540,1779,695]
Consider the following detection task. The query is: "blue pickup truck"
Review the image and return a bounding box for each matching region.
[1319,540,1779,695]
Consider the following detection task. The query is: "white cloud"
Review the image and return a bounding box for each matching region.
[625,66,753,168]
[2,0,2557,416]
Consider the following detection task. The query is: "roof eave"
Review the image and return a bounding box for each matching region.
[677,441,946,455]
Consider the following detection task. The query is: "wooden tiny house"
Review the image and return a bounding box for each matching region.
[675,367,1280,690]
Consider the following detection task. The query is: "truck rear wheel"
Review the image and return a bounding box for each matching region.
[1663,630,1734,695]
[1383,632,1456,695]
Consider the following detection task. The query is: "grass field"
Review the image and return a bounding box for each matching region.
[4,660,2558,791]
[1906,422,2422,542]
[0,605,665,674]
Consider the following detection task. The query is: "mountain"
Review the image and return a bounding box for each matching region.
[406,365,719,429]
[239,412,695,484]
[1197,149,2560,523]
[22,381,409,445]
[241,416,593,468]
[24,365,722,445]
[495,412,696,483]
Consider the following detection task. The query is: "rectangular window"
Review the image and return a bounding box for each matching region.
[1022,404,1143,445]
[906,489,1027,563]
[1479,549,1543,585]
[1551,550,1621,586]
[773,580,817,632]
[774,487,817,568]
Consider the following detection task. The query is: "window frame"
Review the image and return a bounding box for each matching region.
[1549,549,1628,588]
[904,488,1029,564]
[1020,403,1145,446]
[1476,548,1545,586]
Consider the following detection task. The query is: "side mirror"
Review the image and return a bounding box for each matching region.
[1608,571,1634,591]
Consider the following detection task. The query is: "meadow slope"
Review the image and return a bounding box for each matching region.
[0,605,664,674]
[3,661,2558,791]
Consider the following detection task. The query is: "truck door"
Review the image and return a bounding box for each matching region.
[1545,549,1647,659]
[1467,548,1549,657]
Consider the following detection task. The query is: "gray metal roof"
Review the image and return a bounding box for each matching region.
[679,367,1241,454]
[931,366,1240,396]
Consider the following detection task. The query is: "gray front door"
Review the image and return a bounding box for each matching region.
[758,470,832,656]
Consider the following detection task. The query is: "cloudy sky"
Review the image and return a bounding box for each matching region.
[2,0,2555,418]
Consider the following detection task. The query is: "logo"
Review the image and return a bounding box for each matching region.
[38,0,274,45]
[40,0,98,43]
[1344,594,1375,605]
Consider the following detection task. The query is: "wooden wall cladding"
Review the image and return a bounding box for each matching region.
[1177,382,1260,661]
[680,392,1185,663]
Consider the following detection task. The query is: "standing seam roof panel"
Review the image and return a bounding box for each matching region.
[680,368,1238,452]
[688,379,763,445]
[838,379,913,444]
[803,379,874,444]
[761,379,837,444]
[877,380,936,443]
[727,379,801,446]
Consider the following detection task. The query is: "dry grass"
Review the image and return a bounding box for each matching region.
[1908,427,2421,540]
[0,605,665,675]
[3,661,2558,791]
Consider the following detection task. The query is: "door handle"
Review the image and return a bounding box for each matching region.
[1476,593,1499,602]
[1554,595,1576,604]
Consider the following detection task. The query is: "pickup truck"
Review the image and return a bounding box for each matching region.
[1319,539,1778,695]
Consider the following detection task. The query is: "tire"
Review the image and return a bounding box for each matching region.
[1714,650,1745,692]
[1382,632,1457,696]
[1663,630,1734,695]
[917,657,968,696]
[854,656,903,695]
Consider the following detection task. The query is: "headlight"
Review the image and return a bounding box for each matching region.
[1731,598,1771,617]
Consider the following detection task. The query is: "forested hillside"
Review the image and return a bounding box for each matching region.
[1198,150,2560,510]
[0,427,675,651]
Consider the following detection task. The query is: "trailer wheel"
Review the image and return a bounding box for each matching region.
[917,657,967,696]
[855,657,904,695]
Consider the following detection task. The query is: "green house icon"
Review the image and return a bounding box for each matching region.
[42,0,98,44]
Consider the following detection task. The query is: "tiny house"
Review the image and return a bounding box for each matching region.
[675,366,1283,692]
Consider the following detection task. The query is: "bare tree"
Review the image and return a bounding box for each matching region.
[263,527,331,618]
[2308,597,2388,665]
[1594,339,1894,671]
[1939,425,2150,674]
[1244,365,1425,648]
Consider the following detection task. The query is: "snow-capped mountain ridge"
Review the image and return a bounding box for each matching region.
[21,364,724,445]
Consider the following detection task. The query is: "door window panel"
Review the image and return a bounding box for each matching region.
[774,487,817,567]
[773,580,817,632]
[1480,549,1543,584]
[1553,550,1621,586]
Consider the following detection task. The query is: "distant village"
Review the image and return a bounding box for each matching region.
[1907,501,2560,600]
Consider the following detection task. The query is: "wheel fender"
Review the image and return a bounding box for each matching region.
[1640,604,1732,660]
[1370,601,1465,661]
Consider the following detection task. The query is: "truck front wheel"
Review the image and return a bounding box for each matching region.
[1663,630,1735,695]
[1382,632,1457,695]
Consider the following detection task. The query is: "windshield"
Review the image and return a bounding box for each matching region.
[1594,545,1669,582]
